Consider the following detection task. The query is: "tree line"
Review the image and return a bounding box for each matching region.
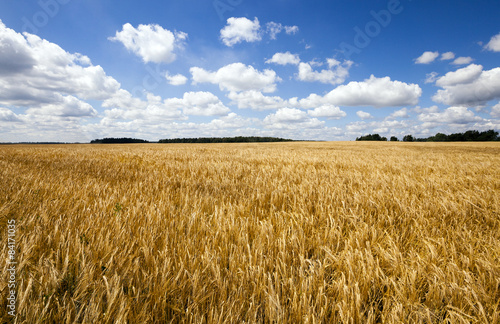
[158,136,294,143]
[356,130,499,142]
[90,138,150,144]
[90,136,294,144]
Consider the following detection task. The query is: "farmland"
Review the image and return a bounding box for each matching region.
[1,142,499,323]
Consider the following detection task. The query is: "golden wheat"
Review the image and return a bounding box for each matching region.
[1,142,499,323]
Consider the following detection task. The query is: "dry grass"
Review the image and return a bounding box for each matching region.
[1,142,499,323]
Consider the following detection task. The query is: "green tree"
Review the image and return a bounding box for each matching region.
[402,135,414,142]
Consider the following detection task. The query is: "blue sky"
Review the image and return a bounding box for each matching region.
[0,0,499,142]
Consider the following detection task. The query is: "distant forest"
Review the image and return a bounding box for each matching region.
[356,130,499,142]
[90,138,150,144]
[158,136,293,143]
[90,136,294,144]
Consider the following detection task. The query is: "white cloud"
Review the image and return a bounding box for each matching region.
[307,105,346,119]
[0,21,120,110]
[104,90,229,118]
[484,32,500,52]
[165,72,188,86]
[415,51,439,64]
[165,91,231,116]
[266,22,283,40]
[3,113,99,143]
[230,77,420,113]
[451,56,473,65]
[263,108,324,129]
[26,95,97,117]
[491,102,500,118]
[297,59,353,85]
[440,52,455,60]
[113,113,281,141]
[265,107,306,123]
[435,64,483,87]
[265,52,300,65]
[266,22,299,39]
[0,107,22,122]
[418,106,482,124]
[386,108,409,119]
[285,26,299,35]
[300,75,421,108]
[220,17,261,46]
[346,120,409,135]
[0,21,241,142]
[227,90,289,110]
[345,121,369,133]
[220,18,298,46]
[102,91,184,120]
[204,113,255,130]
[432,65,500,107]
[190,63,280,93]
[307,59,323,67]
[326,58,342,68]
[102,89,147,110]
[356,111,373,120]
[425,72,439,84]
[413,105,439,114]
[109,23,187,64]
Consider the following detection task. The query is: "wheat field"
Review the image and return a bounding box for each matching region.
[0,142,499,323]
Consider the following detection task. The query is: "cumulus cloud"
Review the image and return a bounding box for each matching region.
[440,52,455,60]
[346,120,410,135]
[435,64,483,87]
[220,18,298,46]
[0,20,120,113]
[300,75,421,108]
[26,95,97,117]
[104,90,229,118]
[203,112,254,130]
[432,64,500,107]
[165,91,231,116]
[0,107,22,122]
[452,56,473,65]
[415,51,439,64]
[491,102,500,118]
[165,72,188,86]
[190,63,280,93]
[220,17,261,46]
[102,91,184,120]
[297,59,353,85]
[102,89,147,111]
[263,108,324,129]
[307,105,346,119]
[109,23,187,64]
[484,32,500,52]
[265,52,300,65]
[0,30,35,76]
[265,107,306,123]
[386,108,410,119]
[0,20,234,141]
[413,105,439,114]
[227,90,289,110]
[418,106,482,124]
[356,111,373,120]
